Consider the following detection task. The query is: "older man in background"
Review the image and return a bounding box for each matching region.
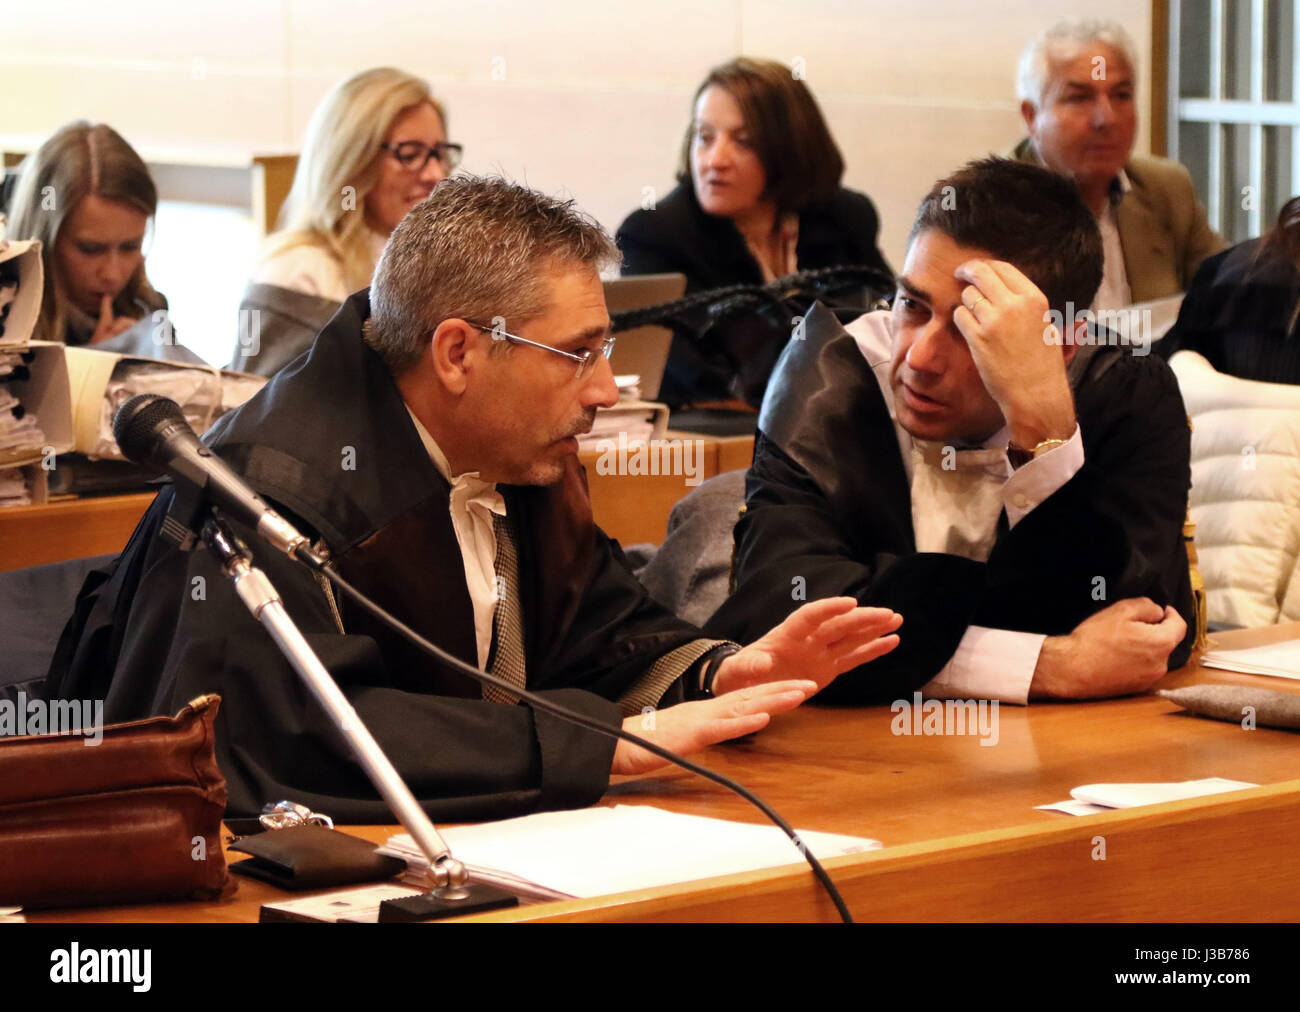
[1010,18,1223,309]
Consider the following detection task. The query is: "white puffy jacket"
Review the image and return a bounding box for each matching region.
[1169,351,1300,627]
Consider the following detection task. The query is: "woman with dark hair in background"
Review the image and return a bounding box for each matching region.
[1158,197,1300,383]
[616,57,890,292]
[616,58,891,410]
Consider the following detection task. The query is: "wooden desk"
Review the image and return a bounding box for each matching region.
[0,435,756,571]
[0,493,157,571]
[583,431,751,546]
[29,624,1300,923]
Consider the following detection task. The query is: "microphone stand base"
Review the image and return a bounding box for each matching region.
[378,884,519,922]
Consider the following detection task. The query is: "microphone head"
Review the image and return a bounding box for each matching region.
[113,393,189,464]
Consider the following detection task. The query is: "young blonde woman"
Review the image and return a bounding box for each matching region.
[7,121,197,361]
[235,67,460,374]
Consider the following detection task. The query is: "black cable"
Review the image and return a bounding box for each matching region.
[610,263,895,332]
[302,550,853,923]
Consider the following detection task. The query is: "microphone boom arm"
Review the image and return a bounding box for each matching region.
[198,510,471,898]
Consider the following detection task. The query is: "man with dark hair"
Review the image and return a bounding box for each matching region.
[707,158,1194,703]
[45,176,902,821]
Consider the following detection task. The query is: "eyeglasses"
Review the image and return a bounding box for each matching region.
[381,140,464,172]
[470,322,616,380]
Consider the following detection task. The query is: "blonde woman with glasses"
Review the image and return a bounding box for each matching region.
[234,67,461,375]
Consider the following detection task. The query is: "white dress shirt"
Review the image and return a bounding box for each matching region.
[405,407,505,670]
[1092,171,1133,313]
[844,311,1084,704]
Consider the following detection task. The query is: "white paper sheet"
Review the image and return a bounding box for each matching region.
[383,804,880,900]
[1201,640,1300,680]
[1037,777,1258,815]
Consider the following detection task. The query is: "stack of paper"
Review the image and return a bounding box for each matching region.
[0,239,42,346]
[380,804,880,901]
[0,467,29,507]
[0,386,45,466]
[1200,640,1300,680]
[0,350,27,378]
[576,374,671,451]
[615,373,641,401]
[579,410,656,450]
[0,348,25,377]
[0,269,17,342]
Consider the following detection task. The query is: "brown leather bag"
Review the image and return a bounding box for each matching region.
[0,694,233,909]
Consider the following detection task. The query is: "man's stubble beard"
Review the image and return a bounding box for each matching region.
[510,408,597,487]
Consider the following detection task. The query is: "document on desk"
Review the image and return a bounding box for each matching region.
[260,884,426,923]
[1200,639,1300,680]
[1036,777,1259,815]
[381,804,880,900]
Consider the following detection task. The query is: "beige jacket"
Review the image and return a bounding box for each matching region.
[1009,138,1225,303]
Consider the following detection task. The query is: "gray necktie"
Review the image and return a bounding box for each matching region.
[483,512,526,704]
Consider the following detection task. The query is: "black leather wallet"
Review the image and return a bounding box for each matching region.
[229,825,406,891]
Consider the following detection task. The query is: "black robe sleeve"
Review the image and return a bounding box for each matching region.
[46,488,624,823]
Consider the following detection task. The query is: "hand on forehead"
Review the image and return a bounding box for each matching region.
[954,259,1039,302]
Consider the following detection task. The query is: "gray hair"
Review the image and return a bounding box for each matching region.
[366,175,617,375]
[1016,18,1138,108]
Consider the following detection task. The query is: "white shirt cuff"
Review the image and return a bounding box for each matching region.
[1002,424,1084,527]
[922,625,1044,705]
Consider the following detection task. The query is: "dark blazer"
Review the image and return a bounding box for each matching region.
[707,304,1196,701]
[616,182,892,294]
[44,292,712,822]
[1157,239,1300,384]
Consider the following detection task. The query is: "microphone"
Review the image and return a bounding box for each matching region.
[113,393,316,562]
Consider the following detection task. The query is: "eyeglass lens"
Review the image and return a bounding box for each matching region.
[391,141,462,170]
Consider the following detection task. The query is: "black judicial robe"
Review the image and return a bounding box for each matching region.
[45,292,707,821]
[707,303,1196,702]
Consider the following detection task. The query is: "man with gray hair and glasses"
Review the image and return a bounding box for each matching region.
[1009,18,1222,309]
[47,176,901,823]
